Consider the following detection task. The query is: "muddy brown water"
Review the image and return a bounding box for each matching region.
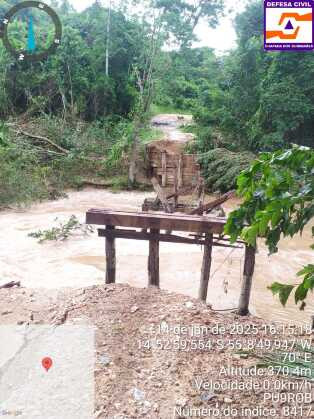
[0,188,313,326]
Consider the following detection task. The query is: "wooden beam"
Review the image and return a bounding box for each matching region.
[87,209,226,235]
[162,152,167,187]
[189,191,235,216]
[98,229,242,248]
[178,154,183,188]
[105,225,116,284]
[199,233,213,302]
[99,228,203,244]
[174,162,179,208]
[148,228,160,287]
[238,245,256,315]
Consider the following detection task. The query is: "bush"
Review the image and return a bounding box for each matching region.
[198,148,255,192]
[0,145,49,207]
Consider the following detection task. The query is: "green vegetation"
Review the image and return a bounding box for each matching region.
[157,1,314,191]
[198,149,255,192]
[0,0,224,205]
[225,147,314,308]
[28,215,94,243]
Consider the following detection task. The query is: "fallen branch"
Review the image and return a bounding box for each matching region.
[13,129,69,155]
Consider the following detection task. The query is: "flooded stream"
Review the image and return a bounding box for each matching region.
[0,188,313,325]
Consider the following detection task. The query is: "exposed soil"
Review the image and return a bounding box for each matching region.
[150,114,195,154]
[0,284,313,419]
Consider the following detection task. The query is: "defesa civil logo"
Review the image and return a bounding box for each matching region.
[264,1,314,50]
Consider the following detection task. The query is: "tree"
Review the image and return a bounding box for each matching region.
[126,0,224,185]
[225,146,314,309]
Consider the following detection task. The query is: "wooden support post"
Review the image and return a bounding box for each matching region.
[178,154,183,189]
[238,245,256,315]
[148,228,160,288]
[174,163,179,209]
[162,152,167,187]
[105,225,116,284]
[198,233,213,301]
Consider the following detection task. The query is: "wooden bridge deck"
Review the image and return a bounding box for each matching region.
[86,209,227,234]
[86,208,256,316]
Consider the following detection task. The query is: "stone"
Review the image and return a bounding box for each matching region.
[224,397,233,404]
[200,392,216,402]
[132,388,145,401]
[98,354,111,366]
[185,301,195,309]
[176,398,187,407]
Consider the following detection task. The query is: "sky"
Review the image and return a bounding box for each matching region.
[68,0,247,53]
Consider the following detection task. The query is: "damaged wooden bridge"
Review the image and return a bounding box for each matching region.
[86,209,256,315]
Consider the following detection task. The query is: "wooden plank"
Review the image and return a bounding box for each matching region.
[189,191,235,216]
[148,228,160,287]
[99,228,204,245]
[162,152,167,187]
[105,225,116,284]
[199,233,213,301]
[238,245,256,315]
[87,209,227,234]
[178,154,183,189]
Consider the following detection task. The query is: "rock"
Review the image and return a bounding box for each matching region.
[98,354,111,366]
[200,392,216,402]
[130,306,139,313]
[185,301,195,309]
[132,388,145,401]
[224,397,233,404]
[176,398,187,407]
[143,400,151,410]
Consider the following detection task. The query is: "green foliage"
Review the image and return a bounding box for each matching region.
[198,148,255,192]
[0,142,50,207]
[28,215,94,243]
[225,146,314,308]
[0,1,144,120]
[155,48,221,112]
[186,1,314,153]
[0,116,134,207]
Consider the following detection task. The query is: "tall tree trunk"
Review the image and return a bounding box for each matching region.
[128,120,142,186]
[105,0,112,77]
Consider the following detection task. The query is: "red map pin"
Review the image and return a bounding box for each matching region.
[42,357,53,372]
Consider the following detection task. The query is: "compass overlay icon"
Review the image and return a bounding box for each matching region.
[0,1,62,62]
